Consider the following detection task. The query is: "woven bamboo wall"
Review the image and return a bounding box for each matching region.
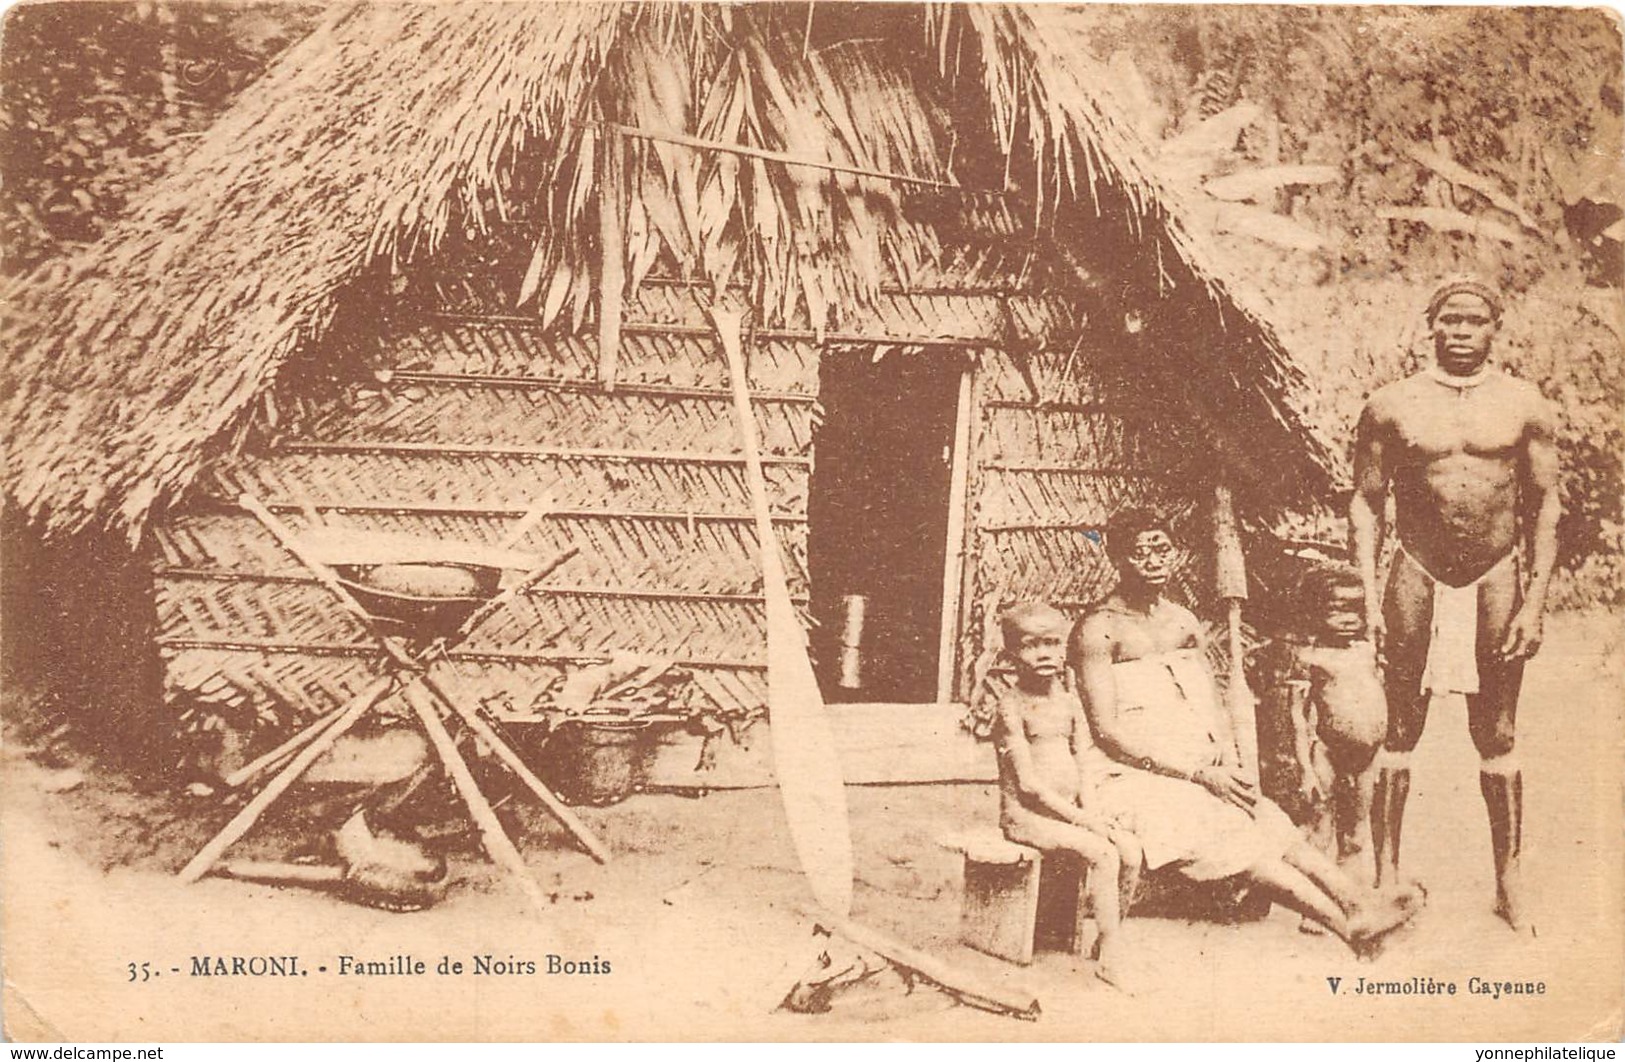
[151,279,811,738]
[955,335,1211,700]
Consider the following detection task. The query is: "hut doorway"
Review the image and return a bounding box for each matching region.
[808,350,965,703]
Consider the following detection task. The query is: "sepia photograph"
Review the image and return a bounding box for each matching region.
[1,1,1620,1043]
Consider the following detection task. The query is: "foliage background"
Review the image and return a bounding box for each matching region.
[1072,7,1623,605]
[2,4,1619,602]
[1,1,321,272]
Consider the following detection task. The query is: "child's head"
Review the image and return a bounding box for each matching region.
[1301,562,1365,644]
[1000,601,1072,681]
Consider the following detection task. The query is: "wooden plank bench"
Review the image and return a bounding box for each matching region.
[940,828,1095,966]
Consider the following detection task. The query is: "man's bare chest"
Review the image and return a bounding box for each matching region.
[1391,389,1527,462]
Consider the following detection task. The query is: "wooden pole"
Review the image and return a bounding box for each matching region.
[223,701,349,789]
[499,494,556,550]
[417,672,612,864]
[597,130,627,392]
[398,683,553,910]
[178,675,394,883]
[710,306,854,919]
[1212,483,1258,776]
[238,494,394,644]
[441,545,580,650]
[238,491,601,864]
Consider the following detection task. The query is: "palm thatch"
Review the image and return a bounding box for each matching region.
[2,2,1337,541]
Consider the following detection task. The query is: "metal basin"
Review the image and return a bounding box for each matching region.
[332,562,502,641]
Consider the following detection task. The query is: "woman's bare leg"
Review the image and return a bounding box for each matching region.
[1265,844,1421,955]
[1286,837,1424,932]
[1284,838,1365,911]
[1245,858,1351,939]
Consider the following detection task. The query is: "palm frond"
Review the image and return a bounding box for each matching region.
[3,1,1338,540]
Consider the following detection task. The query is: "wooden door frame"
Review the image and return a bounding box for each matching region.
[934,363,977,704]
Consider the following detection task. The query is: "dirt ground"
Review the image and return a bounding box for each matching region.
[2,610,1621,1042]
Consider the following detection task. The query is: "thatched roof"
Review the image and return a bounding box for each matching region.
[2,2,1339,541]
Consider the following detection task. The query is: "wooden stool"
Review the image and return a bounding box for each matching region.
[942,829,1094,965]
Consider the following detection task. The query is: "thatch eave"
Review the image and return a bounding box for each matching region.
[2,1,1339,543]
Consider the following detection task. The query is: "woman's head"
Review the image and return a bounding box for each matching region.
[1106,507,1177,590]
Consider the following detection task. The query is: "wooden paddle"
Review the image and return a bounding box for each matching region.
[710,306,853,919]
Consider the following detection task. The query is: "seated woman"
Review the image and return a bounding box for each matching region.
[994,602,1142,990]
[1070,508,1421,956]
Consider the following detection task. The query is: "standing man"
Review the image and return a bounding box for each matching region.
[1350,278,1560,932]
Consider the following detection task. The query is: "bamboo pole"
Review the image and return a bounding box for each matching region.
[255,499,806,524]
[439,545,579,650]
[223,701,349,789]
[398,683,552,910]
[238,493,409,661]
[157,637,769,671]
[422,311,994,350]
[282,439,813,467]
[159,572,799,607]
[608,122,964,191]
[178,675,395,883]
[236,492,605,867]
[385,370,818,405]
[499,494,557,550]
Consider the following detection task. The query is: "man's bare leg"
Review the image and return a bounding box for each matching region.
[1247,858,1348,938]
[1371,751,1413,888]
[1471,561,1530,933]
[1478,755,1526,930]
[1374,551,1432,889]
[1285,834,1422,919]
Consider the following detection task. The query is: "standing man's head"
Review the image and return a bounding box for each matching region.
[1425,278,1502,377]
[999,601,1071,682]
[1105,507,1177,592]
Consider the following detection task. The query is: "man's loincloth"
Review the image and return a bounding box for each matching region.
[1393,543,1517,696]
[1080,650,1300,880]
